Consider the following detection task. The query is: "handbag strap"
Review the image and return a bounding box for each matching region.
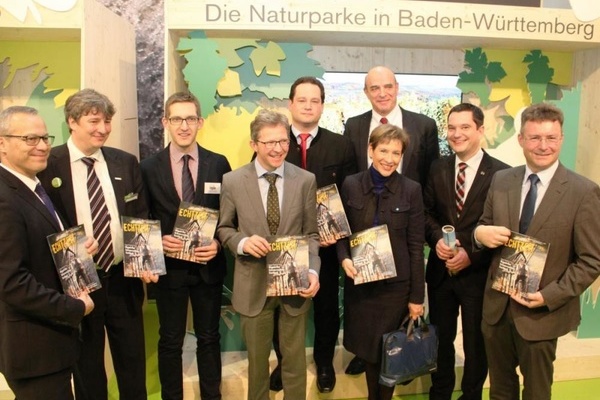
[398,315,430,335]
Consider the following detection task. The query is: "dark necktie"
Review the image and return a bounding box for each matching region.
[264,173,280,235]
[299,133,310,170]
[182,154,195,203]
[455,162,468,218]
[520,174,540,234]
[35,183,59,226]
[82,157,114,271]
[380,117,388,124]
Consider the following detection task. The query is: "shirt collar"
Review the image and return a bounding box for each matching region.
[169,143,199,163]
[524,160,560,187]
[291,125,318,139]
[254,160,285,179]
[67,136,105,164]
[455,148,484,170]
[373,105,401,123]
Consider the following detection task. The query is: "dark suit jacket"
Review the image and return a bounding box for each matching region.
[343,107,439,188]
[38,144,148,227]
[337,171,425,304]
[140,144,231,286]
[479,163,600,341]
[217,161,321,317]
[286,127,357,266]
[286,127,357,189]
[424,152,509,289]
[0,167,85,380]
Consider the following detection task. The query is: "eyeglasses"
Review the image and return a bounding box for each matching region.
[2,135,55,146]
[256,139,291,149]
[168,117,200,126]
[523,135,562,145]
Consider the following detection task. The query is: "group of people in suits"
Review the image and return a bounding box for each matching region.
[1,64,599,400]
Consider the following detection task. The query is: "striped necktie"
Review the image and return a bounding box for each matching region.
[455,162,467,218]
[82,157,114,271]
[182,154,195,203]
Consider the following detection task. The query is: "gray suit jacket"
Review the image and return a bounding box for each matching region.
[217,161,320,317]
[479,163,600,340]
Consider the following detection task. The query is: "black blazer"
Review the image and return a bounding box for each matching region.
[140,144,232,286]
[337,171,425,304]
[0,167,85,380]
[286,127,357,189]
[424,152,509,289]
[343,107,439,188]
[38,144,149,227]
[286,127,358,266]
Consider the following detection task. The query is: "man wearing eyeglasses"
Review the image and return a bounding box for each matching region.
[0,106,95,399]
[343,66,440,374]
[475,103,600,399]
[217,109,321,400]
[140,92,231,400]
[38,89,151,400]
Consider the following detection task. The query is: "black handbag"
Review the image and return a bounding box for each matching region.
[379,315,438,387]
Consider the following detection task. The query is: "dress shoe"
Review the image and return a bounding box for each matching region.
[316,365,336,393]
[345,356,366,375]
[269,365,283,392]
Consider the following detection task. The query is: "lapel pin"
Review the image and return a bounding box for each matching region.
[51,177,62,188]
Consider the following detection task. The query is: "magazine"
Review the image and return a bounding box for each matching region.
[47,224,101,297]
[266,235,310,296]
[122,217,166,277]
[491,231,549,296]
[316,184,351,242]
[349,224,397,285]
[172,202,219,264]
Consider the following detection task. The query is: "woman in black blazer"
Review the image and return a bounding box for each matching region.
[337,124,425,400]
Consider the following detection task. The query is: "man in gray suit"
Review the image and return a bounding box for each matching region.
[217,109,321,400]
[475,103,600,399]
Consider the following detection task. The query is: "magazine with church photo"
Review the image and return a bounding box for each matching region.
[316,183,352,242]
[172,202,219,264]
[491,231,549,297]
[349,224,396,285]
[47,224,101,297]
[266,235,310,296]
[122,217,166,277]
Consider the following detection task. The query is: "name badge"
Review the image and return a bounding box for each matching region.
[204,182,221,194]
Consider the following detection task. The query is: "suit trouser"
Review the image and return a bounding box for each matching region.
[428,275,487,400]
[482,306,557,400]
[241,297,308,400]
[272,249,340,370]
[74,265,147,400]
[7,367,73,400]
[156,273,223,400]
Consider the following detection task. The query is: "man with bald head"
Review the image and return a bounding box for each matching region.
[342,65,440,374]
[344,65,439,189]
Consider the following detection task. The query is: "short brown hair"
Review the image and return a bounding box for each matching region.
[520,103,564,135]
[250,109,289,142]
[164,92,201,118]
[64,89,115,131]
[289,77,325,103]
[369,124,409,154]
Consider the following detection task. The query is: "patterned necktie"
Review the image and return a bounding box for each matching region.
[264,173,280,235]
[182,154,195,203]
[520,174,540,234]
[299,133,310,170]
[380,117,388,124]
[82,157,114,271]
[35,183,59,226]
[455,162,468,218]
